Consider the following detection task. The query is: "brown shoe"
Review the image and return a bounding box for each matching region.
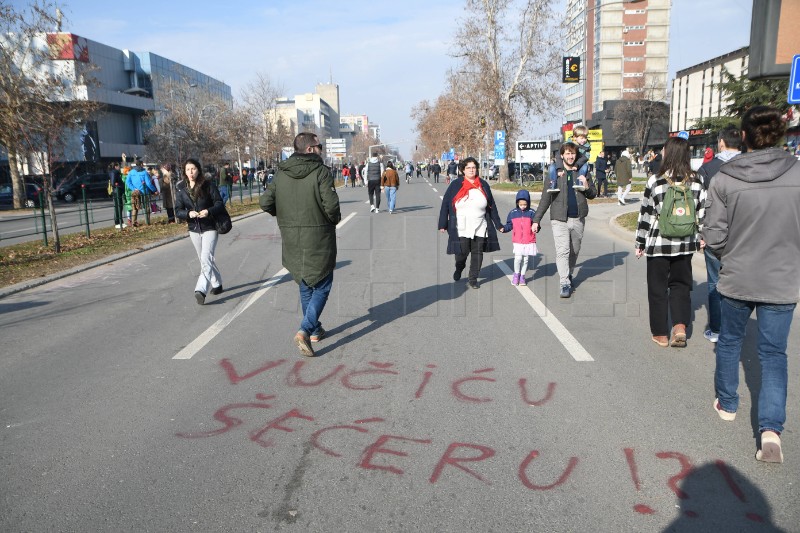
[670,325,687,348]
[651,336,669,348]
[294,331,315,357]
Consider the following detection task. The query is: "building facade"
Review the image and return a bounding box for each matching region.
[271,83,342,144]
[2,32,230,178]
[564,0,671,124]
[670,47,749,132]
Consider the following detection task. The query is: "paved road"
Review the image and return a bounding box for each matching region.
[1,177,798,532]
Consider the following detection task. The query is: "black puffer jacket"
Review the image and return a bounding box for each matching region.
[175,179,225,233]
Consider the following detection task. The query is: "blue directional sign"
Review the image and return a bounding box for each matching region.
[789,54,800,104]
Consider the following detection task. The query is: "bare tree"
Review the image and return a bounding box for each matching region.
[145,77,230,168]
[239,72,284,168]
[450,0,562,181]
[613,76,670,155]
[1,0,103,251]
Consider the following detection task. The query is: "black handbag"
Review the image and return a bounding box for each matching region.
[214,207,232,234]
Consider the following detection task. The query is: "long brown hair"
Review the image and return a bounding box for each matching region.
[659,137,694,183]
[183,158,208,200]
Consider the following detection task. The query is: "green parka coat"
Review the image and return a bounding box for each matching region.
[260,153,341,286]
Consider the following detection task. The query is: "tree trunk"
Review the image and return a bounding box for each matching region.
[8,149,24,210]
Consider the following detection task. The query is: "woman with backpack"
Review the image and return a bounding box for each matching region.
[635,133,706,348]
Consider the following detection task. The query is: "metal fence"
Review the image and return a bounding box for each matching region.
[0,179,266,247]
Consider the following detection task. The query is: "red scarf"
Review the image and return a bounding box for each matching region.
[452,177,487,209]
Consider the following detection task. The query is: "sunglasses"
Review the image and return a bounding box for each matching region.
[312,144,323,150]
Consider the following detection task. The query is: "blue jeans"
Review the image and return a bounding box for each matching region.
[704,248,721,333]
[386,187,397,211]
[715,296,795,434]
[548,163,588,187]
[220,185,230,205]
[299,271,334,336]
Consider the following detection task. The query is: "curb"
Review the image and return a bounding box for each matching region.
[0,210,263,300]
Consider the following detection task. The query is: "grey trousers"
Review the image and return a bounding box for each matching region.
[550,218,585,286]
[189,230,222,294]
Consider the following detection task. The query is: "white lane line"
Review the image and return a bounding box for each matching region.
[432,188,438,193]
[174,212,357,360]
[494,259,594,362]
[439,196,443,200]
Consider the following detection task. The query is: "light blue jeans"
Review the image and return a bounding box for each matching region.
[299,271,334,336]
[189,230,221,295]
[715,296,795,434]
[385,187,397,211]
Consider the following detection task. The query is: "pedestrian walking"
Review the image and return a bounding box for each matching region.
[160,162,177,223]
[594,150,608,197]
[503,189,537,285]
[349,163,357,188]
[438,157,505,289]
[703,106,800,463]
[532,142,597,298]
[342,164,350,187]
[364,155,384,213]
[381,161,400,214]
[615,149,633,205]
[174,158,225,305]
[260,133,342,357]
[635,133,706,348]
[696,126,742,343]
[431,160,442,184]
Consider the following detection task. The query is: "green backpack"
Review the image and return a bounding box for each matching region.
[659,181,697,238]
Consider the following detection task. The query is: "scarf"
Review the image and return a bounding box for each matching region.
[452,177,487,210]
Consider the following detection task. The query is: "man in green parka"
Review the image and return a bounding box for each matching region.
[261,132,341,357]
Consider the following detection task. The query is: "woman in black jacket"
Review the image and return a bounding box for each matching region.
[175,158,225,305]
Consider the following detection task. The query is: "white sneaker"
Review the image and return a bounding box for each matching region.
[370,205,376,213]
[115,224,122,229]
[548,188,560,193]
[704,329,719,343]
[374,208,379,213]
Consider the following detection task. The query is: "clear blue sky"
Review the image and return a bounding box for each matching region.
[27,0,753,158]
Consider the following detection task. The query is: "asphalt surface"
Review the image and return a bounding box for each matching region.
[1,176,798,532]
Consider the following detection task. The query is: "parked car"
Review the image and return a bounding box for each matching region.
[0,183,44,208]
[53,173,109,202]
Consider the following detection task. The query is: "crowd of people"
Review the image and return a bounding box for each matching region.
[101,107,799,465]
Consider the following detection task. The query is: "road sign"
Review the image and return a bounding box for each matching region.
[516,140,550,165]
[789,54,800,104]
[494,131,506,161]
[563,56,580,83]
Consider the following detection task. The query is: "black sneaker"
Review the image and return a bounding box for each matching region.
[468,280,479,289]
[453,267,464,281]
[195,291,206,305]
[211,285,224,295]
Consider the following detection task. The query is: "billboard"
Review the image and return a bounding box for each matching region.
[749,0,800,79]
[564,129,603,164]
[46,33,89,62]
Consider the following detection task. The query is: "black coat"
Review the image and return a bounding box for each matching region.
[174,180,225,233]
[438,178,503,255]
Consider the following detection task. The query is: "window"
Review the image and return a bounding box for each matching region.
[625,9,646,14]
[623,73,644,77]
[624,25,646,31]
[624,41,644,46]
[624,57,644,61]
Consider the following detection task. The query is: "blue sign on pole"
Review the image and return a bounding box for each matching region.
[494,130,506,161]
[789,54,800,104]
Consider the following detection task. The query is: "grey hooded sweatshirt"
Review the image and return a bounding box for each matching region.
[702,147,800,304]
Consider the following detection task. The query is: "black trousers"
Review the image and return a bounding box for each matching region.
[367,180,381,209]
[455,236,486,282]
[646,255,693,336]
[596,177,608,196]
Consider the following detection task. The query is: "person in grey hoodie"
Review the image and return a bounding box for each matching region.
[703,106,800,464]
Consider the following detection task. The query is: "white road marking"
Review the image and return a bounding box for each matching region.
[494,259,594,362]
[174,212,357,360]
[432,188,438,193]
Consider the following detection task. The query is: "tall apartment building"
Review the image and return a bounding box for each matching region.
[670,47,749,132]
[564,0,671,124]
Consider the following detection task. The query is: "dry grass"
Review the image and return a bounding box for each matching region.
[616,211,639,232]
[0,200,262,289]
